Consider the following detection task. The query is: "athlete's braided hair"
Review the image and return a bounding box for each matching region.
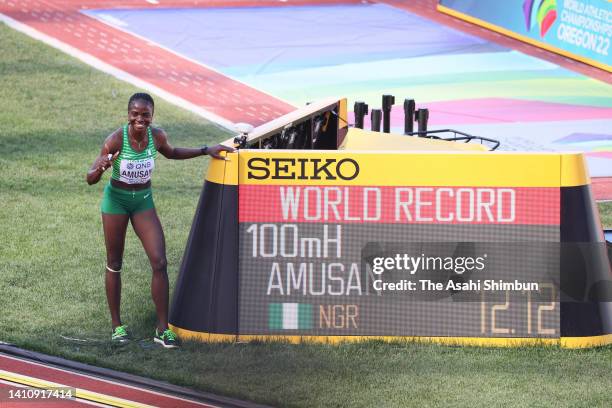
[128,92,155,112]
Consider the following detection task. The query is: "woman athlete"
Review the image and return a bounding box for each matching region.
[86,93,234,348]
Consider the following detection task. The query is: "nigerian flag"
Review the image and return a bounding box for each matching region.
[269,303,312,330]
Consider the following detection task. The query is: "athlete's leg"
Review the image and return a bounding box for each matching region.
[130,208,169,332]
[102,213,130,329]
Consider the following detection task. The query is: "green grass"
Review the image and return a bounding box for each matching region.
[1,22,611,408]
[600,202,612,228]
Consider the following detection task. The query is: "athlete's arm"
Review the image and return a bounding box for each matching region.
[86,131,121,185]
[154,128,235,160]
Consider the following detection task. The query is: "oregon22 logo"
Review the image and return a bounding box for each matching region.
[523,0,557,37]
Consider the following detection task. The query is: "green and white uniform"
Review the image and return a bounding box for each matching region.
[101,125,157,215]
[112,124,157,184]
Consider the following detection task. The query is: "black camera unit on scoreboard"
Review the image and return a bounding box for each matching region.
[385,94,500,150]
[353,101,368,129]
[233,98,347,150]
[231,95,500,151]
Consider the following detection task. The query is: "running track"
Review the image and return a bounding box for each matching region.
[0,352,219,407]
[0,349,268,408]
[1,0,609,125]
[1,0,610,200]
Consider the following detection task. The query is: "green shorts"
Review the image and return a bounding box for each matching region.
[101,183,155,215]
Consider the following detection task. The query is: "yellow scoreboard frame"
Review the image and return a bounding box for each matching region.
[169,99,612,348]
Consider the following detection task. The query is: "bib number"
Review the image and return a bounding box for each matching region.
[119,158,155,184]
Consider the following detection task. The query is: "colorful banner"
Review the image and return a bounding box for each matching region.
[439,0,612,71]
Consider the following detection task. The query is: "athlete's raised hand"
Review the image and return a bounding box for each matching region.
[99,151,120,172]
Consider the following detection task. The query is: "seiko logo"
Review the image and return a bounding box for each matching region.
[247,158,360,181]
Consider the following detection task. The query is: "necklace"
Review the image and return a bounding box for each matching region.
[129,126,147,150]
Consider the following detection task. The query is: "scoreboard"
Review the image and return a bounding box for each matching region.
[169,99,612,348]
[237,151,562,340]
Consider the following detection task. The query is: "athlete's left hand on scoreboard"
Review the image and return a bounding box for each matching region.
[207,144,236,160]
